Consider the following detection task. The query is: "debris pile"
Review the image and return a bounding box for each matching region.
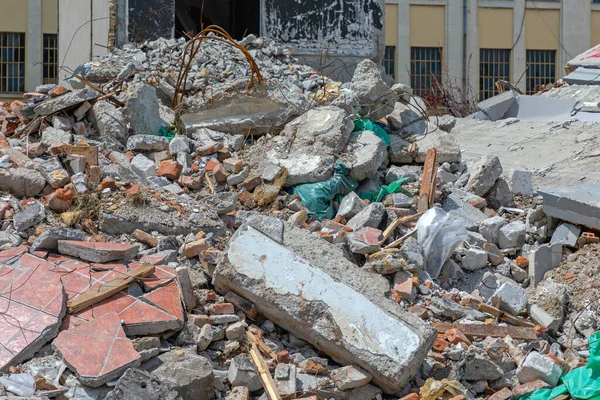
[1,32,600,400]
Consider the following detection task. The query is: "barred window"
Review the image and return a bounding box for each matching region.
[43,34,58,85]
[410,47,442,97]
[526,50,555,94]
[480,49,511,101]
[0,32,25,93]
[384,46,396,81]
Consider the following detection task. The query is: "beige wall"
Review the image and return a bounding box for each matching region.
[479,8,513,49]
[410,5,445,48]
[385,3,398,46]
[592,11,600,47]
[525,9,559,50]
[42,0,58,34]
[0,0,28,32]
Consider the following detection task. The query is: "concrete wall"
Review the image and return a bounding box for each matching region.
[58,0,110,81]
[262,0,385,82]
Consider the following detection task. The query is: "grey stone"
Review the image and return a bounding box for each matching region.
[390,193,413,208]
[550,223,580,247]
[196,324,217,351]
[131,154,157,179]
[34,88,100,116]
[0,231,23,247]
[437,115,457,132]
[385,165,421,184]
[169,136,191,155]
[214,224,436,393]
[438,169,458,184]
[400,237,425,269]
[510,263,529,283]
[350,59,396,120]
[274,364,296,399]
[227,168,250,186]
[149,348,214,400]
[574,309,598,338]
[461,248,488,271]
[127,135,169,152]
[485,243,504,266]
[428,297,487,321]
[41,127,73,147]
[443,192,487,231]
[479,217,508,245]
[52,115,72,131]
[466,231,487,248]
[330,365,372,390]
[345,130,387,182]
[516,352,562,386]
[104,368,182,400]
[346,202,385,231]
[485,178,514,209]
[226,321,246,341]
[0,168,46,197]
[472,91,516,121]
[498,221,526,249]
[176,266,196,311]
[529,304,562,331]
[539,184,600,230]
[31,227,87,252]
[490,282,528,315]
[259,161,282,182]
[123,83,162,136]
[337,192,366,219]
[346,228,381,254]
[528,243,563,286]
[413,131,461,164]
[345,384,382,400]
[466,155,503,196]
[227,356,262,392]
[13,202,45,231]
[464,346,503,381]
[88,100,128,149]
[507,169,534,195]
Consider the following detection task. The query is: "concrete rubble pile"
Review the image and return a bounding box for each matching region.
[0,33,598,400]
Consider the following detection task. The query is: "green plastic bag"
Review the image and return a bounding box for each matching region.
[159,126,176,141]
[524,332,600,400]
[292,162,357,221]
[359,178,410,203]
[353,118,390,146]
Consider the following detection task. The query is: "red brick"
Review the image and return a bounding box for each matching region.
[433,337,450,352]
[99,177,117,191]
[154,151,170,165]
[183,239,208,258]
[488,388,512,400]
[223,158,243,173]
[216,149,232,162]
[189,314,211,328]
[512,380,550,397]
[125,184,140,196]
[393,271,413,301]
[408,305,429,319]
[207,303,235,315]
[205,160,220,171]
[515,256,529,268]
[398,394,419,400]
[157,160,182,180]
[446,328,472,346]
[133,229,158,247]
[237,176,262,192]
[178,175,202,190]
[213,163,228,183]
[0,133,10,148]
[196,143,223,156]
[88,166,101,186]
[225,291,258,319]
[48,85,67,98]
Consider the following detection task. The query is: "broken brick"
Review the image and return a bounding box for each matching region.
[157,160,183,180]
[223,158,243,173]
[238,176,262,192]
[392,271,413,301]
[196,143,223,156]
[48,85,67,98]
[99,177,117,191]
[57,240,139,263]
[133,229,158,247]
[225,291,258,319]
[213,163,228,183]
[183,239,208,258]
[208,302,235,315]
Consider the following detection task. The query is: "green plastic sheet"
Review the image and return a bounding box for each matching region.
[353,118,390,146]
[359,178,410,203]
[524,331,600,400]
[292,162,357,221]
[159,127,175,141]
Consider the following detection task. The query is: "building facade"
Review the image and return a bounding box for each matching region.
[0,0,58,100]
[384,0,599,100]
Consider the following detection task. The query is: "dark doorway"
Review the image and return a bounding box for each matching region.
[175,0,261,40]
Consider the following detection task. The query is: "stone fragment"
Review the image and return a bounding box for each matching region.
[428,297,486,321]
[41,126,73,147]
[55,312,141,387]
[88,100,128,149]
[498,221,526,249]
[127,135,169,152]
[486,178,514,209]
[350,59,396,120]
[507,169,534,195]
[104,368,182,400]
[345,130,387,182]
[330,365,373,390]
[480,217,508,245]
[31,227,87,252]
[52,115,72,131]
[274,364,297,399]
[528,304,562,331]
[337,192,366,219]
[214,224,436,393]
[392,271,413,300]
[443,192,487,231]
[512,380,551,397]
[385,165,421,184]
[226,321,246,341]
[484,243,504,266]
[466,155,503,196]
[528,243,562,286]
[0,168,45,198]
[346,202,385,231]
[13,202,45,231]
[122,83,162,136]
[169,136,191,155]
[490,282,528,315]
[516,352,562,386]
[228,356,262,392]
[346,227,382,254]
[461,248,488,271]
[463,346,503,381]
[226,387,250,400]
[550,223,580,247]
[227,167,250,186]
[131,154,157,179]
[176,266,196,311]
[48,188,73,213]
[57,240,139,263]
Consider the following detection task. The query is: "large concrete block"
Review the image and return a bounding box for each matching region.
[540,184,600,230]
[214,225,436,393]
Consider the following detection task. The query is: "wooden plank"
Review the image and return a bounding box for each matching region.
[417,148,438,212]
[379,211,425,245]
[67,263,155,314]
[246,331,278,362]
[249,343,282,400]
[477,303,535,327]
[433,322,538,341]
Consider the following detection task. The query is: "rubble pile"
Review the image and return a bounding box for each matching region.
[0,33,599,400]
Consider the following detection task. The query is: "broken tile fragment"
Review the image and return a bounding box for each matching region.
[57,240,139,263]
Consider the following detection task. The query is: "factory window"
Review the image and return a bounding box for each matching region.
[410,47,442,97]
[479,49,510,101]
[526,50,555,94]
[384,46,396,81]
[0,32,25,93]
[43,34,58,85]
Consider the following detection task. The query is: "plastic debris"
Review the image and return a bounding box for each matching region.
[353,118,391,146]
[420,378,473,400]
[0,373,36,397]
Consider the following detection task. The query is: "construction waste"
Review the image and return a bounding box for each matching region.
[1,32,600,400]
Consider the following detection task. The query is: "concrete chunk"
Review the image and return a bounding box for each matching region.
[516,352,562,386]
[31,227,87,252]
[550,222,580,247]
[330,365,373,390]
[214,225,436,393]
[346,202,385,231]
[466,155,503,196]
[345,130,387,182]
[337,192,366,219]
[490,282,528,315]
[57,240,139,263]
[498,221,526,249]
[540,184,600,230]
[479,216,508,245]
[507,169,534,195]
[0,168,46,198]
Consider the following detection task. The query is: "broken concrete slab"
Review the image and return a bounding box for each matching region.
[57,241,139,263]
[490,282,528,315]
[516,352,562,386]
[88,100,128,150]
[540,184,600,230]
[507,169,534,196]
[13,202,46,231]
[34,88,100,116]
[0,168,46,198]
[345,130,387,182]
[104,368,183,400]
[122,83,162,137]
[350,59,397,120]
[127,135,170,153]
[337,191,366,219]
[31,227,88,252]
[346,202,385,231]
[550,222,580,247]
[443,192,487,232]
[528,243,563,286]
[466,155,503,197]
[470,91,517,121]
[214,224,436,393]
[54,312,141,387]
